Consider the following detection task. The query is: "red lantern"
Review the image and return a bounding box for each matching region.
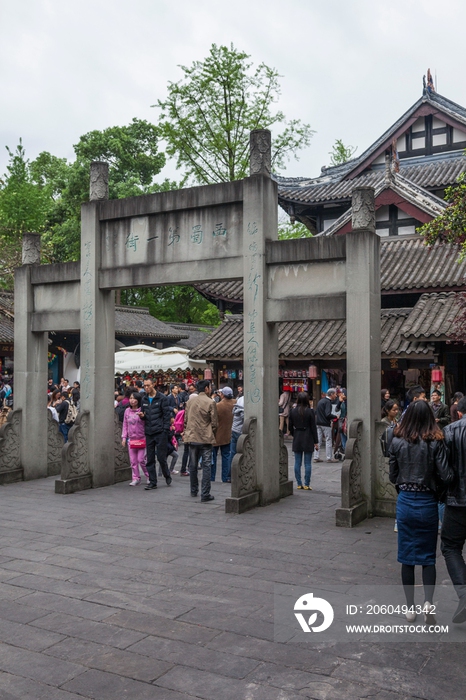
[204,368,213,380]
[308,364,318,379]
[431,368,443,383]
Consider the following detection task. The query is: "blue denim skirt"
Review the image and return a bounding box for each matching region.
[396,491,438,566]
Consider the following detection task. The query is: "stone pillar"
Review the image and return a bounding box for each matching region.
[80,162,116,488]
[226,130,281,513]
[336,187,381,526]
[21,232,41,265]
[89,161,109,201]
[13,234,48,479]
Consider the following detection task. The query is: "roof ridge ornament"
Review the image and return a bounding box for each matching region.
[423,68,436,96]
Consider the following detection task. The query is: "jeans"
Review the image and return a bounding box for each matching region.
[189,444,213,498]
[314,425,332,460]
[441,505,466,601]
[59,423,70,443]
[211,444,231,481]
[181,442,190,473]
[146,432,170,485]
[230,431,241,471]
[294,452,312,487]
[169,450,179,471]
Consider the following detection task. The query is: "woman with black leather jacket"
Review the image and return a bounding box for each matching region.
[389,400,454,623]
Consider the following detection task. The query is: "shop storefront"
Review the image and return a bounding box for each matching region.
[0,343,14,379]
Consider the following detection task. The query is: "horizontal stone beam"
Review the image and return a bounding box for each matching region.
[266,294,346,323]
[30,261,80,285]
[32,311,80,333]
[266,236,346,265]
[96,180,244,221]
[99,258,243,290]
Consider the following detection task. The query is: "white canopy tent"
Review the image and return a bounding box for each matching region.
[115,344,207,373]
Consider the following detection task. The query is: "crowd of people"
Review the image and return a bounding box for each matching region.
[280,387,347,491]
[46,378,80,442]
[4,370,466,624]
[115,377,244,503]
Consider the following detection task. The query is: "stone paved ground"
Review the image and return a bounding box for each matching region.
[0,449,463,700]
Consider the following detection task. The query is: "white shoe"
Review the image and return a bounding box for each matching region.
[129,479,140,486]
[146,478,151,485]
[405,610,416,622]
[171,470,179,474]
[423,602,436,625]
[394,520,398,532]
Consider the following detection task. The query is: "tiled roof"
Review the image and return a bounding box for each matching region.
[168,323,215,350]
[401,292,461,340]
[114,306,188,340]
[195,281,243,303]
[319,173,447,237]
[277,153,466,207]
[190,311,434,361]
[0,292,14,343]
[0,292,14,312]
[380,237,466,291]
[194,237,466,303]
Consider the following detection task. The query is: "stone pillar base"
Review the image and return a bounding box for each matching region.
[225,491,260,514]
[335,501,368,528]
[374,499,396,518]
[115,467,132,483]
[55,474,92,494]
[279,480,293,498]
[0,468,23,485]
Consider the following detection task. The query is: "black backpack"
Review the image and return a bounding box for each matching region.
[380,425,395,458]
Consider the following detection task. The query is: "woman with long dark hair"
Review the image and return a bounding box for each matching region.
[288,392,319,490]
[389,400,453,622]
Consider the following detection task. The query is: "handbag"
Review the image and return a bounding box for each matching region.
[129,438,146,449]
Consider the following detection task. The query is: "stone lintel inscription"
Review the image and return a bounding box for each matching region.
[101,203,243,270]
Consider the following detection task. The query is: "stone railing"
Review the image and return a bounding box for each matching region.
[114,413,132,483]
[0,409,22,483]
[374,420,397,517]
[47,410,64,476]
[336,419,367,527]
[226,417,260,513]
[55,411,91,494]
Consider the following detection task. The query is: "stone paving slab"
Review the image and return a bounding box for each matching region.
[0,455,463,698]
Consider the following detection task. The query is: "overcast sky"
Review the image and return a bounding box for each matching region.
[1,0,466,183]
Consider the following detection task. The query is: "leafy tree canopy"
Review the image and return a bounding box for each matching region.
[0,140,50,242]
[0,119,176,271]
[328,138,357,167]
[156,43,314,184]
[121,286,220,326]
[419,173,466,254]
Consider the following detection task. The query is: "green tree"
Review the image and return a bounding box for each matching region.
[419,173,466,253]
[0,140,52,288]
[33,119,176,262]
[0,140,50,241]
[277,210,312,240]
[121,286,221,325]
[156,43,313,184]
[328,139,357,167]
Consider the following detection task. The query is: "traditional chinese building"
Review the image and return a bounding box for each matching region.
[192,83,466,403]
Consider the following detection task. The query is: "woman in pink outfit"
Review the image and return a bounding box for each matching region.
[122,392,150,485]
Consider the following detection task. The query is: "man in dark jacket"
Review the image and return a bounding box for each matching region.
[430,389,450,428]
[140,377,172,489]
[313,389,338,463]
[442,396,466,623]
